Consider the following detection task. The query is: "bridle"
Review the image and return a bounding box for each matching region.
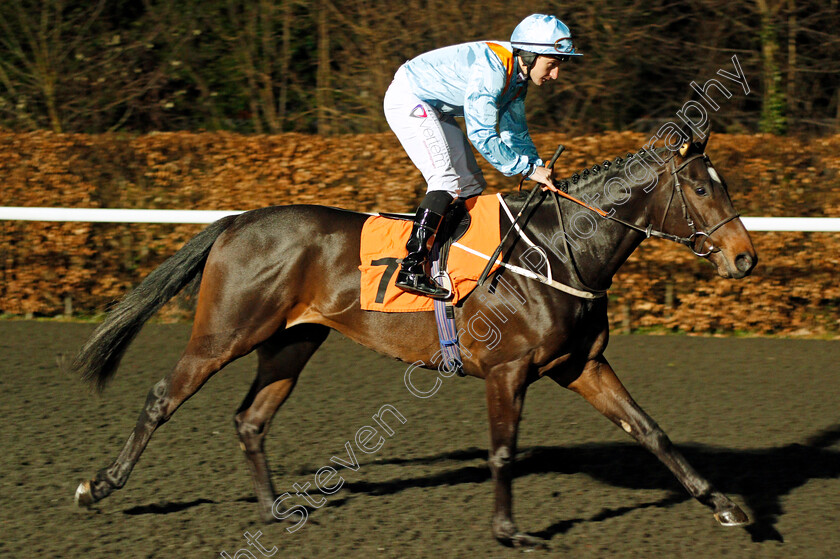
[550,151,741,258]
[490,148,743,298]
[659,153,741,257]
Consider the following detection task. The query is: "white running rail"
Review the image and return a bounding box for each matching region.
[0,207,839,231]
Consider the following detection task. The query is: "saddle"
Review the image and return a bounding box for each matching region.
[379,198,472,247]
[380,198,472,275]
[358,195,501,313]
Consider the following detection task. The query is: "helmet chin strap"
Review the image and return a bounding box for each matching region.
[514,50,537,82]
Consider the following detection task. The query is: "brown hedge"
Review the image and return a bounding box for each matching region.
[1,130,838,336]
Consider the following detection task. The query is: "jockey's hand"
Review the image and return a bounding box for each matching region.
[531,166,559,193]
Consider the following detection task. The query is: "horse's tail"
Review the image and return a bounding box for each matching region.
[72,214,239,391]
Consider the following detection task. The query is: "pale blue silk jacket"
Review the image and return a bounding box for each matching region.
[402,41,543,177]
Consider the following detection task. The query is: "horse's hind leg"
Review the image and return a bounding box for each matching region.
[234,324,329,522]
[551,356,749,526]
[76,321,280,507]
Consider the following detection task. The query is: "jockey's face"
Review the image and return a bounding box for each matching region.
[528,55,563,86]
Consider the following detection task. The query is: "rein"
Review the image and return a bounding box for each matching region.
[552,152,740,257]
[491,150,741,299]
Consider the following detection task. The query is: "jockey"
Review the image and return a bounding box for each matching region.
[384,14,581,299]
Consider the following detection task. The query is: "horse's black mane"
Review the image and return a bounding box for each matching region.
[558,146,672,192]
[505,146,671,201]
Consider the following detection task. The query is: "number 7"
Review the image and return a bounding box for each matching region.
[371,257,401,304]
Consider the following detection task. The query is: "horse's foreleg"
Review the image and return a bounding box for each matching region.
[234,324,329,522]
[553,356,749,526]
[485,366,546,548]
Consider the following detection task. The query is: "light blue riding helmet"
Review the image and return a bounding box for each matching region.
[510,14,582,58]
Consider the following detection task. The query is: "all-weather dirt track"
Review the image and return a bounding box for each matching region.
[1,322,838,559]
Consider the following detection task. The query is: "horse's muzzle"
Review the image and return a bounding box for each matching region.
[735,252,756,275]
[721,251,758,279]
[708,217,757,279]
[710,248,757,279]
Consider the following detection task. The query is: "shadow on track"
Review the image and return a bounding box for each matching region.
[120,424,840,545]
[123,498,216,516]
[336,423,840,544]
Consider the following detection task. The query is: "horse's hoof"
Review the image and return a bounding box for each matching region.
[74,480,94,508]
[510,533,549,550]
[714,505,749,527]
[497,533,549,550]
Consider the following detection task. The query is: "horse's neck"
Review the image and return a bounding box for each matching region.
[578,203,648,290]
[506,170,662,292]
[561,160,672,290]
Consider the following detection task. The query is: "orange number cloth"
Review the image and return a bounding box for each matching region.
[359,195,502,312]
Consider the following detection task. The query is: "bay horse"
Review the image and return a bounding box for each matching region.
[73,128,757,548]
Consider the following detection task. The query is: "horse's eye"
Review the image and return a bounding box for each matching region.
[694,187,708,196]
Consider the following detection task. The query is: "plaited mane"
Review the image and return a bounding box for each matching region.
[555,146,672,194]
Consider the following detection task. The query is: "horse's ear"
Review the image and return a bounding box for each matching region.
[697,122,711,153]
[678,122,710,157]
[679,123,693,157]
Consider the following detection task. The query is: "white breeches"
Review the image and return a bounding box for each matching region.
[384,66,486,199]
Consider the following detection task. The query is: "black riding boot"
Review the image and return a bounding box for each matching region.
[395,207,451,299]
